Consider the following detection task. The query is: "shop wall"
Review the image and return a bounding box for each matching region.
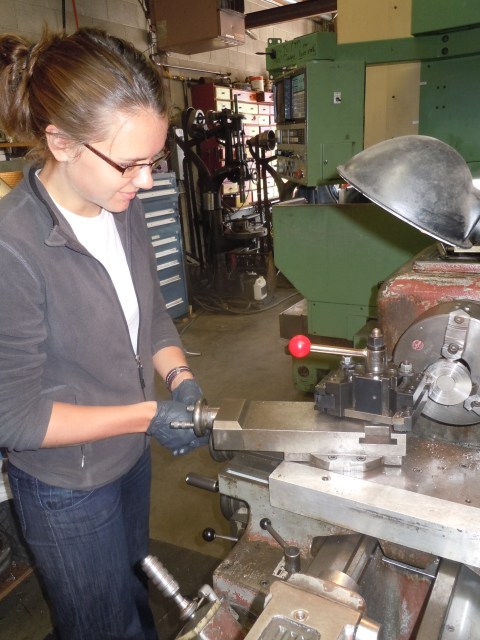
[0,0,317,79]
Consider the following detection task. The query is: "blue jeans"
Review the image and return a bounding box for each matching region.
[8,447,158,640]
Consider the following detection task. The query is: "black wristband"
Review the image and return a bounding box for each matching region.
[165,366,193,391]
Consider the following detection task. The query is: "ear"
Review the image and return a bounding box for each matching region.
[45,125,78,162]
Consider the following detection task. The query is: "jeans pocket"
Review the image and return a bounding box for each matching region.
[36,483,95,512]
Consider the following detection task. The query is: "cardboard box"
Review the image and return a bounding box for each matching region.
[151,0,245,54]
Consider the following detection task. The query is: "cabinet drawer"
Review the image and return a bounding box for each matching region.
[156,256,182,273]
[232,89,257,102]
[138,187,177,201]
[145,209,177,230]
[151,233,178,248]
[215,99,232,111]
[237,102,258,115]
[154,244,181,262]
[165,296,188,316]
[158,272,183,288]
[142,193,178,213]
[215,86,231,100]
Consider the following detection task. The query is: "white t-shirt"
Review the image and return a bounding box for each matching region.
[58,205,140,351]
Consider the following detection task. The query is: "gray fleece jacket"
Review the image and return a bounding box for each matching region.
[0,165,183,489]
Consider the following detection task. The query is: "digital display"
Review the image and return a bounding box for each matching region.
[291,72,305,120]
[273,71,306,123]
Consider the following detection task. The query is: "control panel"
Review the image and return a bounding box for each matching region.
[273,60,365,186]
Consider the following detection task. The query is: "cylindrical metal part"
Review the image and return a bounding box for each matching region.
[185,473,219,493]
[202,192,215,211]
[141,556,197,620]
[284,545,301,574]
[309,343,368,359]
[250,130,276,150]
[191,399,219,436]
[170,400,219,436]
[366,328,387,374]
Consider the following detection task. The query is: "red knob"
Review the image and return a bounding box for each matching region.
[288,335,311,358]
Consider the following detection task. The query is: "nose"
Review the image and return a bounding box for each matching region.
[132,165,154,190]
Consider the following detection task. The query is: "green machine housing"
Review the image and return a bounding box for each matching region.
[274,202,432,391]
[267,2,480,390]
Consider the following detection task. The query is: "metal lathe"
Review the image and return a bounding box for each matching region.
[145,135,480,639]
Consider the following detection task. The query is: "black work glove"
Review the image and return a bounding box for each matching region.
[147,400,208,456]
[171,379,203,407]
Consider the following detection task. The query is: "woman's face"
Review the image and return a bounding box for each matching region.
[50,110,168,216]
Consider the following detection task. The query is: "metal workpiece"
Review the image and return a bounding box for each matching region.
[211,398,406,461]
[171,398,219,436]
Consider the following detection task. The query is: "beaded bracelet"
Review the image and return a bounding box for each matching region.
[165,366,193,391]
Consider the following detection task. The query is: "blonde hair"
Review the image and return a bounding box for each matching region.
[0,28,168,163]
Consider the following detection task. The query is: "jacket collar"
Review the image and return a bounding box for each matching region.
[24,164,130,252]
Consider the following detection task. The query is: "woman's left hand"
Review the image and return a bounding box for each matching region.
[171,379,203,406]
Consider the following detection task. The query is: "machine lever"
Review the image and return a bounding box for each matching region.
[185,473,219,493]
[289,328,387,375]
[202,527,239,543]
[260,518,301,574]
[289,335,367,360]
[141,555,197,620]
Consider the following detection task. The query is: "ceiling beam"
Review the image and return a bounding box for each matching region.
[245,0,337,29]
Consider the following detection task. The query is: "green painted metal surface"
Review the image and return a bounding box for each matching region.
[273,203,432,340]
[267,29,480,78]
[419,54,480,176]
[278,60,365,186]
[411,0,480,35]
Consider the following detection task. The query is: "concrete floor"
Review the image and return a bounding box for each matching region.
[0,281,309,638]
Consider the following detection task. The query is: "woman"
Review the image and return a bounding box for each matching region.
[0,28,205,639]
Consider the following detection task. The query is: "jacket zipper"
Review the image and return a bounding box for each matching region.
[136,353,147,400]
